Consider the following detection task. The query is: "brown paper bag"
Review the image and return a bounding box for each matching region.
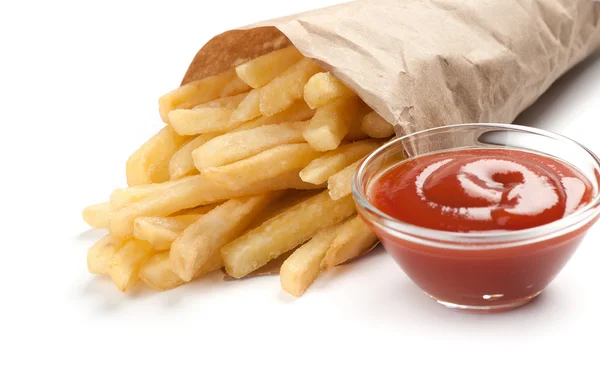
[181,0,600,138]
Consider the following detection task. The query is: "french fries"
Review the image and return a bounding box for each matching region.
[197,93,248,109]
[303,96,359,151]
[82,202,111,228]
[304,72,354,109]
[232,101,315,132]
[193,121,308,169]
[171,193,281,281]
[328,158,363,200]
[139,251,223,291]
[169,108,234,135]
[84,45,397,295]
[321,215,378,270]
[201,143,321,190]
[110,170,322,240]
[87,235,124,275]
[236,46,303,88]
[110,176,196,210]
[158,69,249,122]
[108,239,155,292]
[133,214,202,251]
[126,125,190,186]
[260,58,323,116]
[345,101,372,141]
[221,191,356,278]
[300,139,383,184]
[280,222,346,297]
[361,111,395,138]
[169,133,219,179]
[229,88,262,127]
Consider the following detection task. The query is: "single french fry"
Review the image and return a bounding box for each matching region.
[170,203,220,216]
[221,76,253,98]
[260,58,323,116]
[345,101,372,141]
[361,111,395,138]
[303,72,355,109]
[300,140,383,185]
[82,202,111,228]
[133,215,203,251]
[232,101,315,132]
[139,250,223,291]
[171,193,281,281]
[228,88,262,127]
[109,170,322,240]
[110,176,196,211]
[158,69,248,122]
[201,143,321,190]
[303,96,359,151]
[221,191,356,278]
[195,92,248,109]
[87,235,125,275]
[126,125,189,186]
[108,239,155,292]
[168,108,233,135]
[280,222,347,297]
[192,122,308,169]
[236,46,303,88]
[168,133,219,179]
[321,215,378,270]
[328,158,363,200]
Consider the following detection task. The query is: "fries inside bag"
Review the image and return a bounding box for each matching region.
[183,0,600,139]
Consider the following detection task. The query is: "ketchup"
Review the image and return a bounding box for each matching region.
[371,149,594,232]
[366,148,597,311]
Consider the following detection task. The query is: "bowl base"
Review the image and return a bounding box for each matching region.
[428,291,543,314]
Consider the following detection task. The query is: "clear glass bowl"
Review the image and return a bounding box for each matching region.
[353,124,600,313]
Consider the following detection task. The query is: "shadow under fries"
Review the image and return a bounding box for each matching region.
[515,50,600,131]
[75,228,106,242]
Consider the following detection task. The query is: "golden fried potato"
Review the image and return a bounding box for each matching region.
[170,193,281,281]
[109,170,322,240]
[168,133,219,179]
[192,121,308,169]
[327,158,364,200]
[260,58,323,116]
[236,46,303,88]
[201,143,321,190]
[361,111,395,138]
[232,101,315,132]
[108,240,155,292]
[320,215,378,270]
[168,108,233,135]
[221,191,356,279]
[133,214,202,251]
[87,235,124,275]
[126,125,190,186]
[82,202,110,228]
[158,69,249,122]
[300,139,383,184]
[280,222,346,297]
[303,96,358,151]
[303,72,354,109]
[110,176,196,210]
[138,251,223,291]
[228,88,262,127]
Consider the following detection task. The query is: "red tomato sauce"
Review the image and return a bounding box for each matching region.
[367,148,596,310]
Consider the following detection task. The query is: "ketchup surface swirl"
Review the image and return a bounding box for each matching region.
[370,149,593,232]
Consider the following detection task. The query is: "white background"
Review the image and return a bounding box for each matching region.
[2,1,600,379]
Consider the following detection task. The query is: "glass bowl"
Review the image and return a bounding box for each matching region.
[353,123,600,313]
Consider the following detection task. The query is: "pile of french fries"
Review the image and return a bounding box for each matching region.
[82,45,396,296]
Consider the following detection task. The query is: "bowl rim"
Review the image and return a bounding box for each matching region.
[352,123,600,247]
